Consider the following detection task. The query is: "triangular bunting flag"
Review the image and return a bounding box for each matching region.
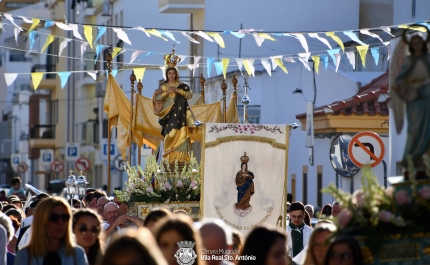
[207,58,215,78]
[261,59,272,76]
[57,72,71,89]
[95,44,105,64]
[81,43,89,63]
[87,71,97,80]
[343,31,366,45]
[311,56,320,74]
[4,73,18,87]
[113,28,132,45]
[31,72,44,90]
[59,39,72,56]
[133,68,146,81]
[327,49,340,67]
[325,32,344,51]
[370,47,379,66]
[129,50,142,65]
[29,31,38,51]
[28,18,40,33]
[83,25,94,49]
[243,59,255,77]
[308,33,332,49]
[214,62,223,75]
[335,53,341,72]
[193,56,201,76]
[112,47,122,58]
[207,32,225,48]
[345,51,355,70]
[235,59,243,72]
[291,33,309,53]
[222,58,229,79]
[95,26,106,43]
[41,35,55,53]
[145,29,168,41]
[274,58,287,74]
[320,54,328,71]
[356,45,369,68]
[195,31,214,42]
[70,24,83,40]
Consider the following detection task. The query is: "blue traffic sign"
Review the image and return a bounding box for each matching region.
[12,157,20,164]
[103,143,115,156]
[42,153,52,162]
[68,147,78,157]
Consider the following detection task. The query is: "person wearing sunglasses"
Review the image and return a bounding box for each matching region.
[73,209,105,265]
[14,197,88,265]
[322,236,363,265]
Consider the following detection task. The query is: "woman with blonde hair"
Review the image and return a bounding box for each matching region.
[73,208,104,265]
[98,227,167,265]
[14,197,88,265]
[300,223,337,265]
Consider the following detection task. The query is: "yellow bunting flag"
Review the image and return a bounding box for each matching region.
[28,18,40,32]
[274,58,288,74]
[112,47,122,58]
[398,24,427,32]
[83,25,93,49]
[243,59,253,76]
[325,32,344,51]
[133,68,146,82]
[31,73,44,90]
[258,33,277,41]
[356,45,369,68]
[311,56,320,74]
[41,35,55,53]
[222,58,229,79]
[145,29,167,41]
[207,32,225,48]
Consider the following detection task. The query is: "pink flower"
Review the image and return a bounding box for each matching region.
[190,180,197,189]
[353,190,366,208]
[385,187,394,198]
[337,209,353,228]
[164,182,171,190]
[419,186,430,199]
[378,210,393,222]
[146,187,153,193]
[177,180,183,188]
[395,190,411,205]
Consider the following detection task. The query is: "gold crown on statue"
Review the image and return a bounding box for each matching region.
[163,45,181,68]
[240,152,249,164]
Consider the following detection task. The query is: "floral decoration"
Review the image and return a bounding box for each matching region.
[322,166,430,253]
[208,124,283,135]
[114,154,201,204]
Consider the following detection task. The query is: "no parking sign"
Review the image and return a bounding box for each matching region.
[348,131,385,168]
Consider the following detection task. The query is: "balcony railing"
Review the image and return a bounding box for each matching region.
[30,124,56,139]
[31,64,56,79]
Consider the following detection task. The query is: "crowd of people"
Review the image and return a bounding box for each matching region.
[0,177,363,265]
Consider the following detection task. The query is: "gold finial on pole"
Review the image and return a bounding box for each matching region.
[128,70,136,165]
[79,170,84,176]
[137,79,143,95]
[232,74,238,105]
[199,73,205,105]
[69,169,74,175]
[221,79,227,123]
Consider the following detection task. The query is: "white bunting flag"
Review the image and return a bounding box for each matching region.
[69,24,83,40]
[134,26,151,37]
[346,51,356,70]
[59,39,72,56]
[178,55,187,64]
[14,27,22,46]
[308,33,332,49]
[235,59,243,72]
[238,28,260,34]
[56,22,72,31]
[298,52,311,71]
[129,50,142,65]
[4,73,18,87]
[87,71,97,80]
[253,33,265,47]
[4,14,22,30]
[18,16,33,23]
[193,56,201,76]
[291,34,309,53]
[335,53,341,72]
[284,57,296,63]
[360,29,384,43]
[81,42,89,63]
[261,59,272,76]
[380,26,394,37]
[112,28,132,45]
[181,32,200,44]
[160,66,166,80]
[194,31,214,42]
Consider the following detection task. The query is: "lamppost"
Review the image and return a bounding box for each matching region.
[65,170,77,207]
[76,170,89,208]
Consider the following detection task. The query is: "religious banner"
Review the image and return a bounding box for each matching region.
[201,123,290,234]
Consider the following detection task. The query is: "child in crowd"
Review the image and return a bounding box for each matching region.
[7,177,25,200]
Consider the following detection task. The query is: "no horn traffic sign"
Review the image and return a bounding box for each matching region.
[348,131,385,168]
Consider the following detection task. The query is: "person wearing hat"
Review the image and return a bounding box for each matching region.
[287,201,314,258]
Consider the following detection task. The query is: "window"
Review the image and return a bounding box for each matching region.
[291,173,296,205]
[317,165,323,207]
[302,165,308,205]
[9,51,31,62]
[412,0,416,17]
[237,105,260,124]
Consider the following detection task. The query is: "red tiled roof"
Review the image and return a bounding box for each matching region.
[296,70,389,119]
